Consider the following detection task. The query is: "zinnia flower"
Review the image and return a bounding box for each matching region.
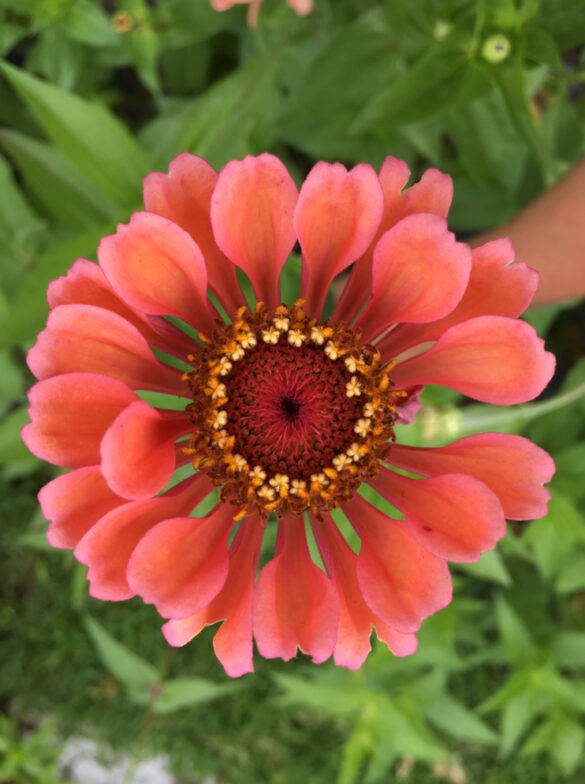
[211,0,312,26]
[23,153,555,677]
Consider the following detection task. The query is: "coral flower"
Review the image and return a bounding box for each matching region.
[211,0,312,27]
[23,153,555,677]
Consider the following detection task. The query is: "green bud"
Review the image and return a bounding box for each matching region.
[481,33,512,63]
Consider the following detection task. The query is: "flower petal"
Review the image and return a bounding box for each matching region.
[27,304,186,395]
[47,257,194,359]
[392,315,555,404]
[356,214,471,340]
[368,469,507,563]
[98,212,214,334]
[39,466,124,549]
[75,474,213,601]
[127,502,234,617]
[22,373,137,468]
[162,516,265,678]
[211,154,298,310]
[143,153,246,318]
[100,400,191,500]
[296,162,383,317]
[333,158,452,323]
[379,239,538,358]
[342,494,452,632]
[311,513,418,669]
[253,515,339,663]
[388,434,555,521]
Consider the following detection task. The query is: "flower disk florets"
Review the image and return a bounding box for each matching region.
[184,300,403,519]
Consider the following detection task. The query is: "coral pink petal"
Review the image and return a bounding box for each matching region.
[27,304,186,396]
[297,162,383,317]
[163,517,265,678]
[253,515,339,663]
[100,401,191,500]
[127,502,235,618]
[356,214,471,340]
[288,0,312,14]
[144,153,246,318]
[392,316,555,404]
[211,154,298,310]
[75,474,213,601]
[379,239,539,358]
[389,434,555,521]
[98,212,214,335]
[368,469,507,563]
[22,373,137,468]
[47,257,194,359]
[333,159,452,324]
[311,513,417,668]
[342,494,452,632]
[39,466,124,549]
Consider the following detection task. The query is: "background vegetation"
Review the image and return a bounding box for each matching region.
[1,0,585,782]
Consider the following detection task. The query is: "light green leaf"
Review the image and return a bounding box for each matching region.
[84,615,159,701]
[524,490,585,579]
[0,62,151,208]
[552,632,585,670]
[425,696,498,745]
[499,690,537,757]
[458,549,512,587]
[0,128,120,230]
[273,673,364,716]
[154,677,238,714]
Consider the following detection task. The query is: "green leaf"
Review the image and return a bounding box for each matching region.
[499,690,538,757]
[273,673,364,716]
[495,596,537,665]
[377,698,448,761]
[521,713,585,776]
[552,632,585,670]
[0,406,40,469]
[84,615,159,701]
[458,549,512,587]
[58,0,119,47]
[153,677,238,714]
[0,151,39,242]
[425,695,498,744]
[0,128,120,230]
[523,490,585,580]
[0,62,151,208]
[140,48,282,170]
[555,554,585,595]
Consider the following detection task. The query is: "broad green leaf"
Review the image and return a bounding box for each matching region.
[84,615,159,701]
[0,62,151,207]
[273,673,364,716]
[425,695,498,744]
[154,677,238,714]
[552,632,585,670]
[499,690,537,757]
[140,48,282,170]
[495,596,537,665]
[0,128,120,230]
[458,549,512,587]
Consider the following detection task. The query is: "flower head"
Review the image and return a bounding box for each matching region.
[23,152,555,677]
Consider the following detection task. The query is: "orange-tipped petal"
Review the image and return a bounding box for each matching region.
[98,212,214,334]
[127,502,234,618]
[27,304,186,396]
[22,373,137,468]
[392,316,555,404]
[297,162,383,317]
[211,154,298,310]
[342,494,452,632]
[357,214,471,340]
[368,469,507,563]
[253,515,339,663]
[311,513,417,669]
[39,466,124,549]
[379,239,539,358]
[76,474,214,601]
[389,434,555,521]
[163,516,265,678]
[100,401,191,500]
[144,153,246,318]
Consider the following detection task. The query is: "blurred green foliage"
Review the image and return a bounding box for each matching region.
[1,0,585,781]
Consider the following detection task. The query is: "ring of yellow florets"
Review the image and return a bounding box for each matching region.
[183,300,406,519]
